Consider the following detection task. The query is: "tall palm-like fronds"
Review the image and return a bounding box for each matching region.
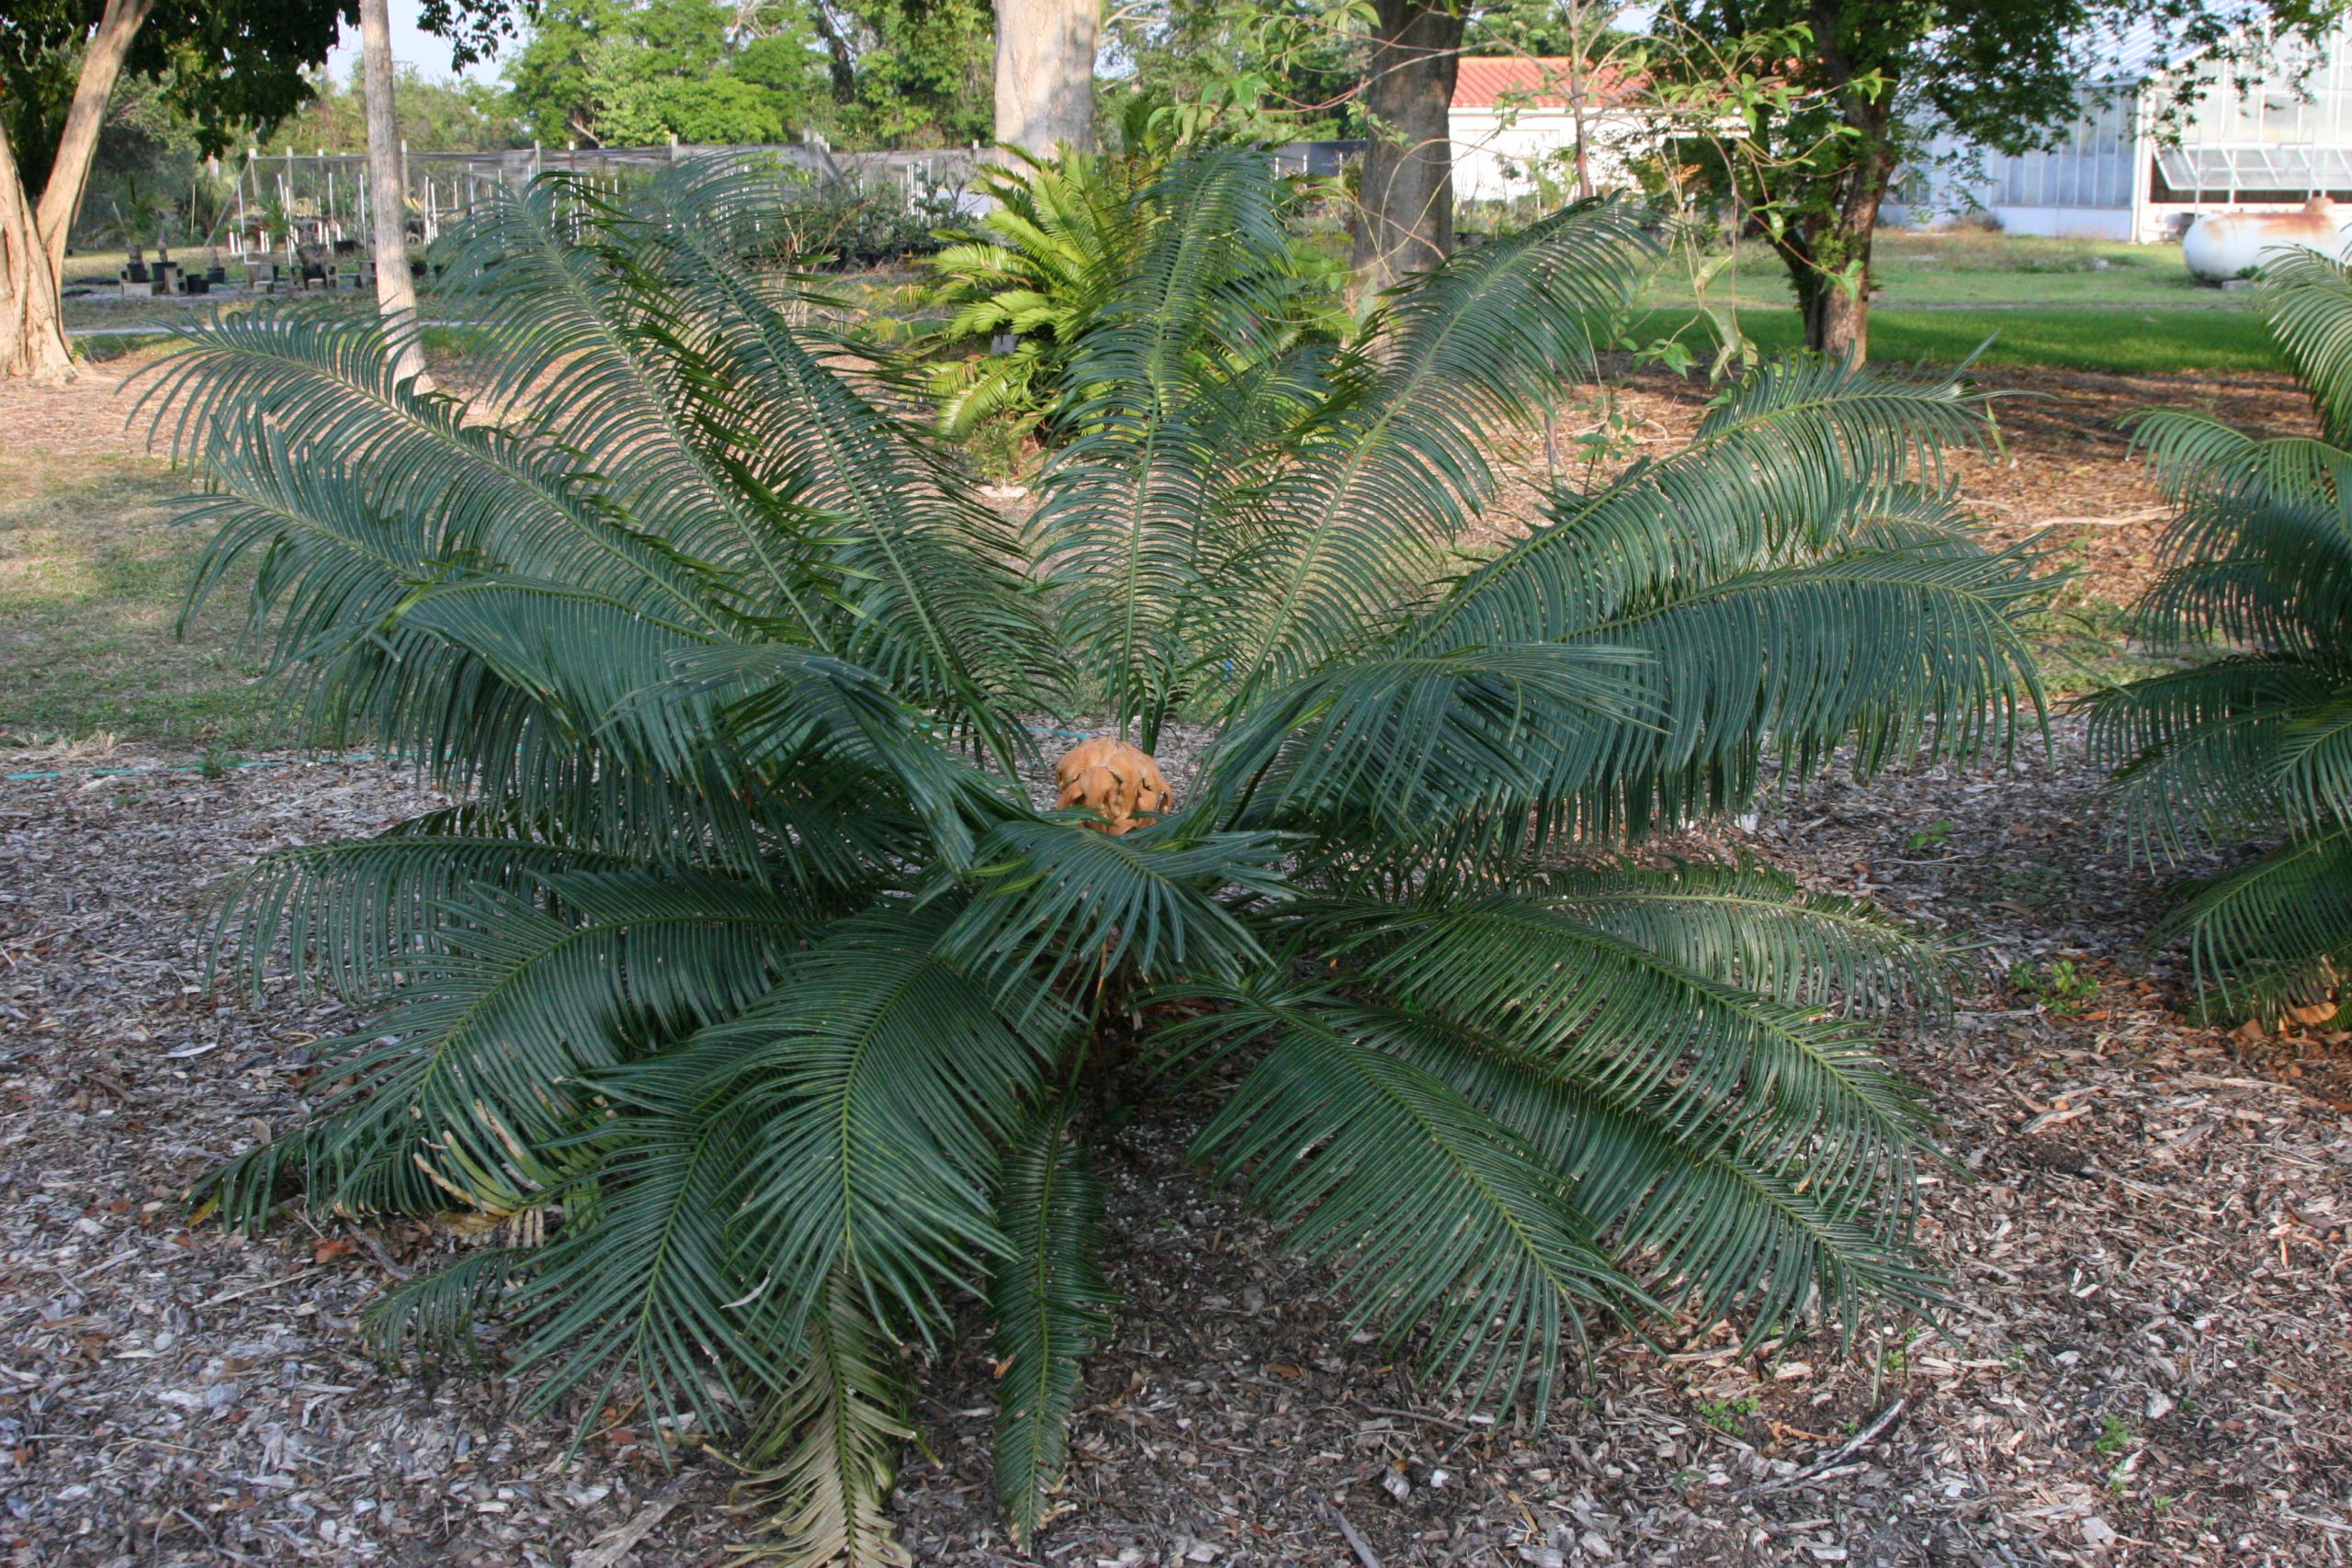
[159,152,2043,1564]
[915,141,1349,442]
[2086,249,2352,1020]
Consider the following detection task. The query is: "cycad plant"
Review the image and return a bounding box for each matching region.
[2086,249,2352,1023]
[154,150,2042,1562]
[916,137,1348,440]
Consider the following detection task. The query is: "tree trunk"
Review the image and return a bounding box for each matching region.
[1800,272,1868,359]
[1,124,75,383]
[360,0,430,390]
[1351,0,1464,294]
[1772,0,1894,363]
[33,0,156,280]
[993,0,1098,156]
[2,0,153,382]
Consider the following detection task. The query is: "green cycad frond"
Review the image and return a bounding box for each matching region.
[1186,988,1645,1416]
[1562,544,2047,829]
[2253,248,2352,443]
[1337,1001,1937,1337]
[1035,146,1338,735]
[1510,860,1951,1017]
[2094,253,2352,1016]
[719,907,1055,1334]
[508,1053,786,1438]
[989,1102,1114,1543]
[309,869,818,1197]
[2083,657,2334,853]
[215,831,639,1002]
[2152,823,2352,1017]
[628,166,1050,757]
[143,311,723,625]
[1423,362,1996,651]
[2277,686,2352,826]
[738,1269,915,1567]
[2132,497,2352,656]
[1221,198,1655,703]
[1338,895,1924,1179]
[945,817,1291,996]
[431,179,838,622]
[362,1247,526,1371]
[1202,642,1657,848]
[2125,408,2352,508]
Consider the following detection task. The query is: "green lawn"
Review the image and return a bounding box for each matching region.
[1644,229,2229,311]
[1629,304,2284,376]
[1632,229,2289,375]
[0,451,275,747]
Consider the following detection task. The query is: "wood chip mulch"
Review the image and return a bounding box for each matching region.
[2,353,2344,1565]
[3,719,2346,1567]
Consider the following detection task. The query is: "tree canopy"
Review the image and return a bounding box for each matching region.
[254,63,522,154]
[3,0,352,197]
[504,0,990,150]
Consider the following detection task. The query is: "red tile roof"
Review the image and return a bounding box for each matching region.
[1451,57,1641,110]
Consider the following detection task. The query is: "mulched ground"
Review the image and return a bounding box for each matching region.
[3,354,2346,1565]
[3,725,2346,1568]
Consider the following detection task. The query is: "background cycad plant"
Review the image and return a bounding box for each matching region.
[2086,250,2352,1023]
[914,130,1348,442]
[157,150,2044,1562]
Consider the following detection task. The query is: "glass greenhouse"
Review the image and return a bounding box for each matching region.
[1887,20,2352,241]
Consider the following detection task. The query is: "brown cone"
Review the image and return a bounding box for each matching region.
[1052,736,1173,835]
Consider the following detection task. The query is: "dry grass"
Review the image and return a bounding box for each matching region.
[0,447,271,749]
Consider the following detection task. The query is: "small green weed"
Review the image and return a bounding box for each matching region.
[2010,958,2101,1017]
[2093,1414,2134,1455]
[1696,1394,1760,1434]
[198,746,235,780]
[1905,818,1954,852]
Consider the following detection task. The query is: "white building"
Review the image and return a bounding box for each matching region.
[1887,21,2352,242]
[1450,57,1666,205]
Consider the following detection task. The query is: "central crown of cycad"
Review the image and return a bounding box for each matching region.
[1052,737,1172,835]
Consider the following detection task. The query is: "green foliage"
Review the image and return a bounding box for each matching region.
[1905,818,1952,852]
[158,151,2044,1561]
[1696,1392,1761,1432]
[504,0,989,152]
[4,0,354,192]
[913,135,1351,440]
[2086,250,2352,1022]
[2007,957,2099,1017]
[507,0,828,146]
[253,64,523,156]
[1100,0,1372,142]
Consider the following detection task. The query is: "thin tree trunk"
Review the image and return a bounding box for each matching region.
[1804,270,1869,359]
[33,0,156,281]
[1,124,75,383]
[3,0,154,382]
[1351,0,1464,294]
[993,0,1098,155]
[1774,0,1892,363]
[359,0,430,390]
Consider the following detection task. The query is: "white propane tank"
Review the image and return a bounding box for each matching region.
[2183,197,2352,281]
